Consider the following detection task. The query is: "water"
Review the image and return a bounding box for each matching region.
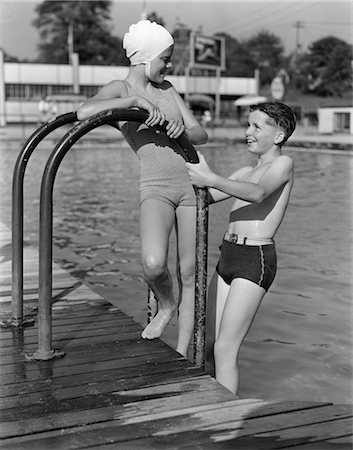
[1,138,352,404]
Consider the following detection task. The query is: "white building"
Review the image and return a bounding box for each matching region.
[0,52,258,125]
[318,106,353,135]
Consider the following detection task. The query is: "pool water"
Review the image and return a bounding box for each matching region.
[1,139,352,403]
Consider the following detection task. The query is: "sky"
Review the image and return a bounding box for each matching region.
[0,0,352,60]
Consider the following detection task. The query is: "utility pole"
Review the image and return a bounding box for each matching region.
[67,20,79,94]
[141,1,147,20]
[67,20,74,63]
[293,21,304,64]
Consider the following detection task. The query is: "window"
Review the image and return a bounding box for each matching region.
[80,85,100,98]
[5,84,26,99]
[334,112,350,133]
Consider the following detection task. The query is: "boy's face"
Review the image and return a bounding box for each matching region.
[149,46,173,83]
[245,110,284,155]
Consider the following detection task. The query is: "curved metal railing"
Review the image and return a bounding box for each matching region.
[7,112,78,328]
[8,109,209,368]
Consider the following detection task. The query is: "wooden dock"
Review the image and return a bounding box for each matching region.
[0,222,352,449]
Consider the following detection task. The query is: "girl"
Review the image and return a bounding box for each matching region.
[78,20,207,357]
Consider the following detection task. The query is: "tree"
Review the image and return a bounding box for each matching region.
[2,50,20,62]
[171,22,192,75]
[146,11,165,27]
[216,32,256,77]
[299,36,352,97]
[32,0,128,65]
[243,30,285,85]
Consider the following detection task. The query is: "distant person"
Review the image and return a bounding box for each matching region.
[201,110,212,128]
[77,20,207,357]
[49,100,58,119]
[186,102,296,396]
[38,96,49,124]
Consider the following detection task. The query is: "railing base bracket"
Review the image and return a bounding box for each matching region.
[0,317,35,329]
[25,348,65,361]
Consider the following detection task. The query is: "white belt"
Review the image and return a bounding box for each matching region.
[223,231,274,246]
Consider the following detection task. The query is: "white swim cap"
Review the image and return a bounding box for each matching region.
[123,20,174,77]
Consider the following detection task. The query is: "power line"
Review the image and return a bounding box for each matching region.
[207,1,319,37]
[205,2,282,35]
[303,21,352,25]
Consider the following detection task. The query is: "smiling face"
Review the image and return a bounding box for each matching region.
[245,110,285,156]
[149,46,173,83]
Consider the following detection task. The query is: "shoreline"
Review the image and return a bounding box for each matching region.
[0,122,352,152]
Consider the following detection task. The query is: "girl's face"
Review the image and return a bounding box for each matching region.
[149,46,173,83]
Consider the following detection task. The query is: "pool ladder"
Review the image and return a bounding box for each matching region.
[2,109,209,369]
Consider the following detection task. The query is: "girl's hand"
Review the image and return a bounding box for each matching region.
[165,118,185,139]
[136,96,166,127]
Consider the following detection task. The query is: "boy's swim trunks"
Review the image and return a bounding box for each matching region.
[216,233,277,291]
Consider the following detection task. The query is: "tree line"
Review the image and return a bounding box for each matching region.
[5,0,352,98]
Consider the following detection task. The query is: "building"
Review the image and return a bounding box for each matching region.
[0,52,258,125]
[318,106,353,135]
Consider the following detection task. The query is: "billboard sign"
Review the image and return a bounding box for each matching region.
[189,33,225,70]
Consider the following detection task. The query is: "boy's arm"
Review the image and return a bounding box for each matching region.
[207,166,253,204]
[187,153,293,203]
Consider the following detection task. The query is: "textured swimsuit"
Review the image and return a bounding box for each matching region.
[120,82,196,208]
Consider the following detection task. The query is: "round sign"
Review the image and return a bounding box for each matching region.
[270,77,285,100]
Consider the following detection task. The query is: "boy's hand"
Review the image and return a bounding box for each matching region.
[165,118,185,139]
[185,152,214,188]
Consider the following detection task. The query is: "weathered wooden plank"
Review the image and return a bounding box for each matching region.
[0,346,187,387]
[0,401,339,450]
[0,369,208,425]
[284,436,352,449]
[253,416,353,447]
[0,337,175,364]
[0,326,144,353]
[115,425,353,450]
[0,316,140,346]
[0,348,189,383]
[0,329,146,361]
[0,332,170,362]
[0,400,252,450]
[0,369,217,410]
[0,316,142,342]
[0,377,234,438]
[0,315,131,342]
[0,358,202,401]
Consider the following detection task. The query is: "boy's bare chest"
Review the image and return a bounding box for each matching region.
[242,165,270,183]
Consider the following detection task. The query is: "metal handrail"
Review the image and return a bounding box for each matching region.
[17,109,208,367]
[1,113,78,328]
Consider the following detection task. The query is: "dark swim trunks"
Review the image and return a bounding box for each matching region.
[216,234,277,291]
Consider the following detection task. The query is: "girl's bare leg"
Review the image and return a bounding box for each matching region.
[214,278,266,395]
[140,199,176,339]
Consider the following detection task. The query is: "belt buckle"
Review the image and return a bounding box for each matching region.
[227,232,238,244]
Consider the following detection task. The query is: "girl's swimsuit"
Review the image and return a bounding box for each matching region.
[120,81,196,208]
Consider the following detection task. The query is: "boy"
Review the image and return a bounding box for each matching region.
[186,102,296,395]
